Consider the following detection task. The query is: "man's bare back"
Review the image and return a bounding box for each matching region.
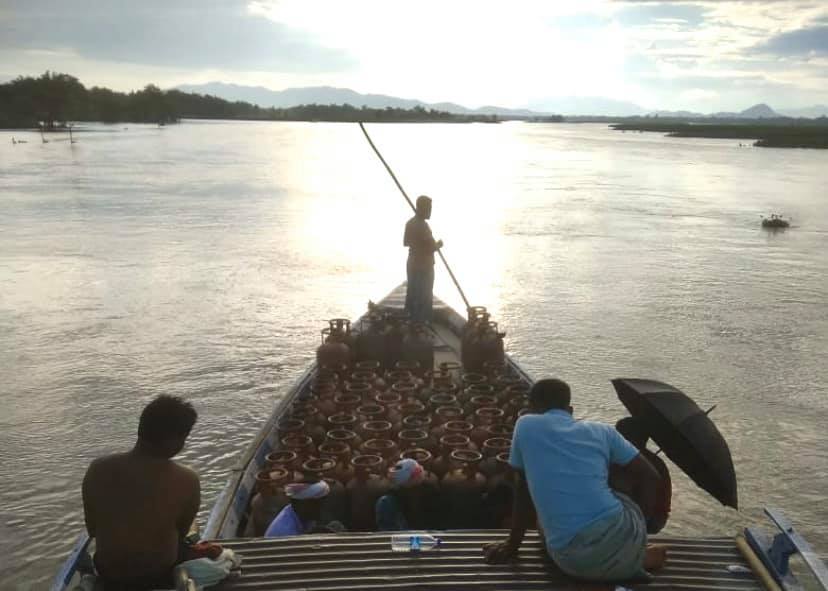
[82,395,199,585]
[83,452,199,579]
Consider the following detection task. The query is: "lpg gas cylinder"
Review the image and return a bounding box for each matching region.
[250,468,290,536]
[347,454,391,531]
[442,449,487,529]
[401,322,434,374]
[317,326,352,368]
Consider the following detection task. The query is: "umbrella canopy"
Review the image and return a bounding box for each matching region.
[612,378,738,509]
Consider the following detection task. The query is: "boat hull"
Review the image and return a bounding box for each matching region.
[54,284,826,591]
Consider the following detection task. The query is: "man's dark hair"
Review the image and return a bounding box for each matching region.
[529,378,571,411]
[138,395,197,443]
[415,195,432,216]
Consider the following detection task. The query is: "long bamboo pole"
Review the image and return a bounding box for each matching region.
[358,122,471,312]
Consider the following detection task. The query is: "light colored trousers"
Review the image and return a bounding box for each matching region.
[550,493,648,582]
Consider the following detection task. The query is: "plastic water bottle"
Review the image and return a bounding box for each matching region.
[391,534,442,552]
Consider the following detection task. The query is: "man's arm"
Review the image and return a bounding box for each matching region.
[618,454,661,518]
[508,470,536,548]
[81,462,98,538]
[424,224,440,252]
[483,469,535,563]
[484,416,530,563]
[177,469,201,539]
[403,219,412,247]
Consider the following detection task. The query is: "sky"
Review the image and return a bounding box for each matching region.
[0,0,826,112]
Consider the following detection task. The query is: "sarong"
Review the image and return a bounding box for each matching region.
[549,493,647,582]
[405,261,434,323]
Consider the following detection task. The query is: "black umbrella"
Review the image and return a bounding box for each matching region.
[611,378,738,509]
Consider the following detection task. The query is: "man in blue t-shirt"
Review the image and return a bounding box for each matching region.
[483,378,667,581]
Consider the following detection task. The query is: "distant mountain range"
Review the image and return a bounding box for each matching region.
[526,97,646,117]
[653,103,828,119]
[175,82,540,118]
[719,103,779,119]
[175,82,828,119]
[777,105,828,118]
[175,82,651,117]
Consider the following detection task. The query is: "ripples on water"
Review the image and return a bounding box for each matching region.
[1,122,826,588]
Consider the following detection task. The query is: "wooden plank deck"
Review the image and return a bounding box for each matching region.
[212,531,763,590]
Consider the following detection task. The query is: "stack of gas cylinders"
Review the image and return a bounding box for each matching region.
[249,307,527,536]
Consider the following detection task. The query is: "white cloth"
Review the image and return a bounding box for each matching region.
[389,458,425,487]
[176,548,242,590]
[285,480,330,500]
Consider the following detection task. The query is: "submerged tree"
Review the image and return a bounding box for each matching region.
[0,71,85,128]
[33,71,86,129]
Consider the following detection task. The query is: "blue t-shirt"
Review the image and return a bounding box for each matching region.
[264,504,307,537]
[509,409,639,550]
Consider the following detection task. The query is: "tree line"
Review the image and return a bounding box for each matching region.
[0,72,510,128]
[611,120,828,149]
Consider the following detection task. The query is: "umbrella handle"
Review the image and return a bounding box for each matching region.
[653,404,717,456]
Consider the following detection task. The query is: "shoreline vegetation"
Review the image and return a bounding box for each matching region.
[610,120,828,149]
[3,72,823,148]
[0,72,563,129]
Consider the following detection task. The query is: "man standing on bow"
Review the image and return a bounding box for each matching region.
[404,195,443,323]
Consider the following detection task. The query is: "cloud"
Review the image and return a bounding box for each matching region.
[613,0,812,3]
[679,88,719,102]
[0,0,354,73]
[613,3,709,28]
[755,25,828,56]
[552,13,610,29]
[641,71,775,88]
[1,0,826,112]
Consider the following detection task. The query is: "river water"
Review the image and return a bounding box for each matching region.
[1,121,826,588]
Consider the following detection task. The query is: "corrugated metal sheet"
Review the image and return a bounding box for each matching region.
[212,531,763,590]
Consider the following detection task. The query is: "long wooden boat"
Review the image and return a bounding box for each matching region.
[54,285,828,591]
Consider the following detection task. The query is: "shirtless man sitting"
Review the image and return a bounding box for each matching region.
[82,395,200,590]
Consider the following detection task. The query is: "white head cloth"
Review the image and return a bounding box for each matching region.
[389,458,425,487]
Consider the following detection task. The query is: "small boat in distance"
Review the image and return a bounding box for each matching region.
[762,214,791,229]
[52,285,828,591]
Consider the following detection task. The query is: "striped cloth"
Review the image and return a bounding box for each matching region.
[549,493,648,582]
